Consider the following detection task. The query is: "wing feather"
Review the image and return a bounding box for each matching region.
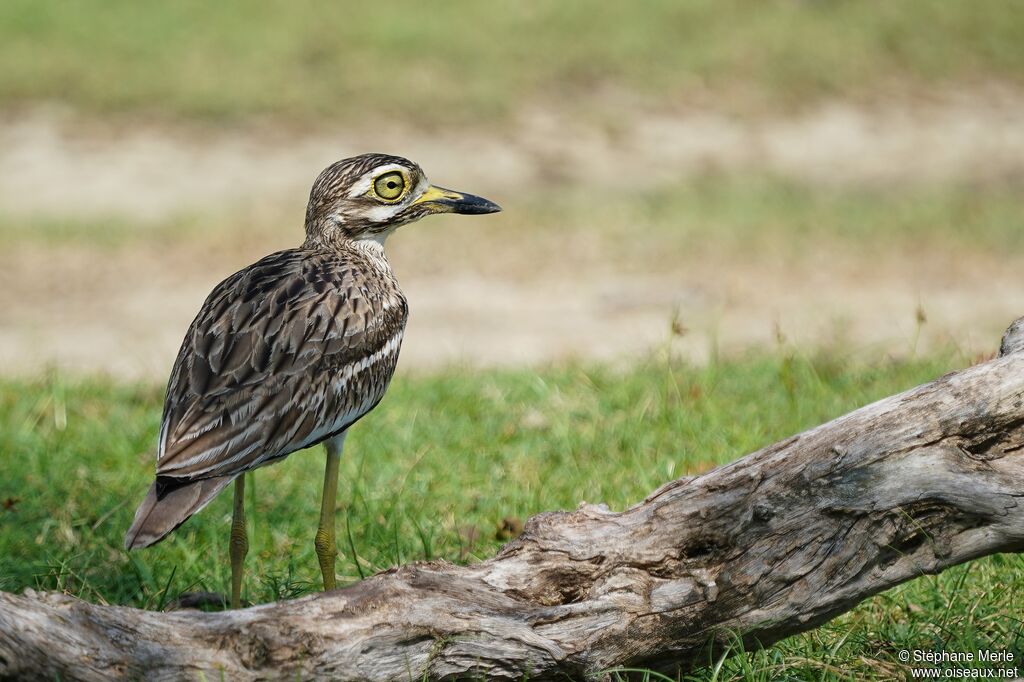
[155,248,407,480]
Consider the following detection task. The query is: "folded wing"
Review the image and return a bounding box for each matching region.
[154,248,408,481]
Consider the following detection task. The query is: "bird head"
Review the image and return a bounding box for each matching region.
[304,153,501,245]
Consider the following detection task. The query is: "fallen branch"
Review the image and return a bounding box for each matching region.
[3,321,1024,681]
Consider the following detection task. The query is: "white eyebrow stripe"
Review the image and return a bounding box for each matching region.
[346,164,410,198]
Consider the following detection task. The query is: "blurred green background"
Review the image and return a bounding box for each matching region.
[2,1,1023,121]
[1,2,1023,680]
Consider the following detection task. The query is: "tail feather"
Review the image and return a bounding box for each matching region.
[124,475,235,550]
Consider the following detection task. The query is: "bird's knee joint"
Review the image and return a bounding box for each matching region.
[230,537,249,556]
[314,531,335,557]
[230,526,249,556]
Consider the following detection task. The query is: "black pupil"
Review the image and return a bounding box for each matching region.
[387,181,397,189]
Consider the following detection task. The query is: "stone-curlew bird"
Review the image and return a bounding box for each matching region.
[124,153,500,608]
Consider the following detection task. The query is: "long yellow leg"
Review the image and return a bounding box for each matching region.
[229,475,248,609]
[315,434,345,590]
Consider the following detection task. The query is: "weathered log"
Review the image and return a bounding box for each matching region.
[3,321,1024,681]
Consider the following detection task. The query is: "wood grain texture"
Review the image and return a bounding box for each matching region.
[4,320,1024,681]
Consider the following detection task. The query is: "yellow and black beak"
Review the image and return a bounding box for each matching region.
[413,185,501,215]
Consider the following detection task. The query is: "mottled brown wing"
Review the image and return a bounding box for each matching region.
[154,248,407,480]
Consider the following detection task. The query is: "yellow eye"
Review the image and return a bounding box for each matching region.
[373,172,406,201]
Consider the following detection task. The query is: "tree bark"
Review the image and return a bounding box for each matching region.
[3,322,1024,682]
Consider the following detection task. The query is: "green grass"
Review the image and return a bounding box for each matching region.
[1,1,1022,123]
[2,352,1022,679]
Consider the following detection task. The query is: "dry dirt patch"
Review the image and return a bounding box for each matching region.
[2,89,1023,222]
[1,233,1020,379]
[2,92,1023,377]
